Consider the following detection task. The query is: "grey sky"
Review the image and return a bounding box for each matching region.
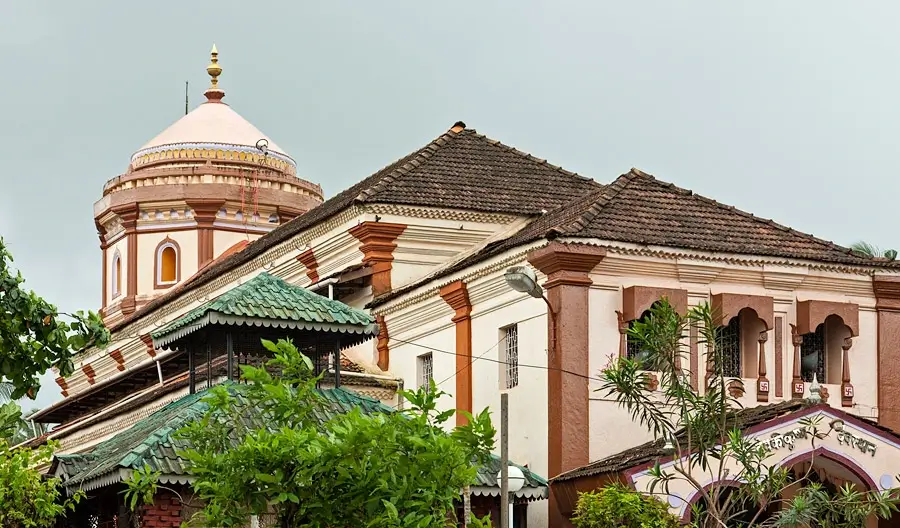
[1,1,898,408]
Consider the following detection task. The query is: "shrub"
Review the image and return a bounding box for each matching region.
[571,483,680,528]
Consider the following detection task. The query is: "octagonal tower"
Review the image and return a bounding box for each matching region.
[95,46,323,324]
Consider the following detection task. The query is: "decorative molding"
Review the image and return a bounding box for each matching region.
[374,242,546,317]
[763,266,808,291]
[376,315,390,371]
[82,364,96,385]
[710,293,774,330]
[439,280,473,426]
[56,377,69,398]
[562,239,894,277]
[365,203,519,225]
[297,248,320,283]
[796,299,859,336]
[130,142,298,174]
[775,317,784,398]
[109,350,126,372]
[528,243,607,286]
[676,260,722,285]
[622,286,688,321]
[349,221,407,296]
[873,275,900,311]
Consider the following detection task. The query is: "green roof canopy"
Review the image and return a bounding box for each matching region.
[53,386,394,492]
[151,273,378,349]
[52,386,548,501]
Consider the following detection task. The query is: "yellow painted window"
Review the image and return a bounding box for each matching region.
[160,246,177,283]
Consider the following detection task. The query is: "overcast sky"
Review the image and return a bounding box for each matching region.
[2,1,899,408]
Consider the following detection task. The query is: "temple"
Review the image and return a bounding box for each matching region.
[94,45,323,324]
[32,45,900,527]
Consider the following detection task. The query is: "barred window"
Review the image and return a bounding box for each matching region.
[719,317,742,378]
[801,324,826,383]
[501,324,519,389]
[418,353,433,388]
[626,310,653,361]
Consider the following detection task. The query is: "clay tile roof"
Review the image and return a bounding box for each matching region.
[353,128,601,215]
[552,400,809,483]
[371,168,900,308]
[552,400,900,483]
[554,169,886,266]
[115,124,600,331]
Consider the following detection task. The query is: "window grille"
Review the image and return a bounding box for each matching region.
[419,353,433,388]
[801,325,826,383]
[719,317,742,378]
[625,319,643,360]
[502,324,519,389]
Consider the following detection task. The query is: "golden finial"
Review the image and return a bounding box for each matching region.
[206,44,222,89]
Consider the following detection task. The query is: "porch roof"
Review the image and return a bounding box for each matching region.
[551,400,900,484]
[151,272,378,349]
[52,385,548,500]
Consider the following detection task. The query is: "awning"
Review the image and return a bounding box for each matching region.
[151,272,379,349]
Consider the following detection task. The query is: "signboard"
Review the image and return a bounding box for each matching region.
[758,425,877,457]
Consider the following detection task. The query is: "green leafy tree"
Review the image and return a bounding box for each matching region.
[0,238,105,527]
[128,339,496,528]
[850,241,897,261]
[601,300,899,527]
[0,406,83,528]
[571,484,680,528]
[0,238,110,399]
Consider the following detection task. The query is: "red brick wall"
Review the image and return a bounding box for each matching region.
[140,489,183,528]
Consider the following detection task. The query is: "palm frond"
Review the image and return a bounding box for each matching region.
[850,241,881,258]
[0,382,13,403]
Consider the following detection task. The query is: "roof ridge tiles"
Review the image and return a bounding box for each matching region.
[465,128,593,182]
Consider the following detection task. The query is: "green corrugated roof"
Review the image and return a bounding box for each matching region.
[53,385,548,499]
[54,385,394,491]
[476,455,548,489]
[151,273,377,347]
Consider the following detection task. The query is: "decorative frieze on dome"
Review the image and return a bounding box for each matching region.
[130,142,296,175]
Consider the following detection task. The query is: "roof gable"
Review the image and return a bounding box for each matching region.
[113,123,599,332]
[357,127,601,215]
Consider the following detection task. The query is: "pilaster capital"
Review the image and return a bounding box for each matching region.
[186,199,226,226]
[527,242,605,288]
[349,221,407,264]
[440,280,472,321]
[874,275,900,311]
[110,204,140,230]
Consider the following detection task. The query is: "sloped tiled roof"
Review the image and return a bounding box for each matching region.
[117,124,599,332]
[551,400,806,483]
[552,400,900,483]
[54,384,548,498]
[151,273,377,347]
[551,170,885,266]
[371,169,898,307]
[53,386,395,491]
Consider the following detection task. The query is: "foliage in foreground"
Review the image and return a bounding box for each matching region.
[129,338,496,527]
[571,484,680,528]
[0,433,82,528]
[601,299,900,527]
[0,238,109,399]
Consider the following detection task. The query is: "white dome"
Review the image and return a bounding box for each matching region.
[138,102,287,155]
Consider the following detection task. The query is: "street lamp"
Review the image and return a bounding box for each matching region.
[496,465,526,528]
[504,266,543,298]
[504,266,557,355]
